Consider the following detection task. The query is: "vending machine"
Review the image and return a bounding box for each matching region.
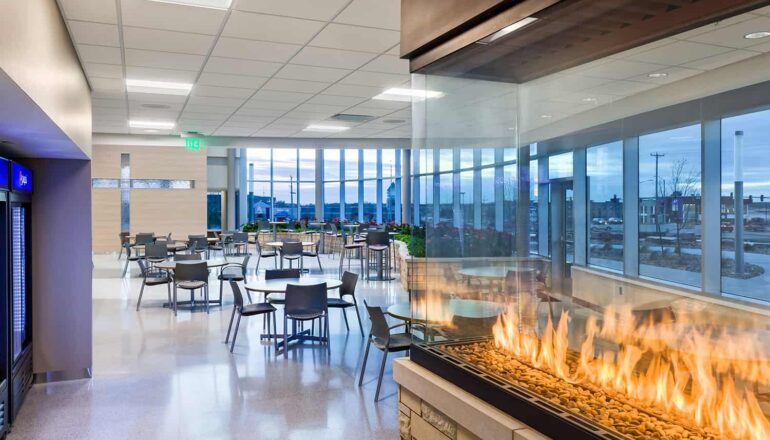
[0,159,8,437]
[8,161,31,426]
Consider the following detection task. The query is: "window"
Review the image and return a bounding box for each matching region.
[273,148,297,181]
[419,174,434,224]
[363,149,377,179]
[382,149,396,177]
[587,141,624,271]
[459,170,474,227]
[503,163,516,231]
[345,149,359,180]
[324,149,340,181]
[439,149,454,172]
[721,109,770,301]
[363,180,377,221]
[299,182,315,220]
[481,148,495,166]
[420,149,434,174]
[548,152,573,180]
[481,167,495,228]
[529,158,539,253]
[439,172,453,223]
[299,149,315,182]
[324,182,340,221]
[639,124,702,287]
[383,178,397,223]
[207,192,222,230]
[460,149,474,169]
[345,181,359,221]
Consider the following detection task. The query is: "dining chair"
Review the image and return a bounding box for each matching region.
[302,238,323,271]
[339,226,365,275]
[254,235,278,272]
[359,300,411,402]
[365,231,391,280]
[232,232,249,255]
[263,268,301,306]
[172,261,209,316]
[280,241,304,270]
[174,253,202,261]
[217,255,250,304]
[135,233,155,246]
[282,282,329,358]
[122,245,144,277]
[135,259,171,311]
[144,242,169,264]
[188,236,209,258]
[225,281,277,353]
[118,232,130,260]
[327,271,363,335]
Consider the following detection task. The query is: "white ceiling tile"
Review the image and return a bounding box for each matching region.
[359,54,409,74]
[198,72,268,88]
[121,0,227,35]
[203,56,283,76]
[309,23,399,53]
[212,37,301,62]
[340,105,394,117]
[223,11,325,45]
[291,46,377,69]
[77,44,122,64]
[276,64,351,82]
[92,98,126,109]
[351,98,408,110]
[127,92,188,105]
[235,106,288,117]
[263,78,330,94]
[123,27,215,56]
[125,66,199,83]
[59,0,117,23]
[233,0,349,21]
[180,111,231,121]
[689,16,770,49]
[253,128,299,137]
[68,20,120,46]
[214,128,256,136]
[239,100,297,112]
[251,90,314,103]
[580,60,667,80]
[745,39,770,52]
[91,90,126,100]
[339,71,408,88]
[125,48,205,71]
[628,66,703,85]
[386,44,400,56]
[90,77,125,92]
[128,108,181,120]
[626,40,732,65]
[226,115,275,124]
[187,95,246,108]
[307,94,367,106]
[293,103,348,113]
[322,83,382,98]
[193,85,256,99]
[182,104,237,115]
[334,0,400,31]
[128,100,184,112]
[84,63,124,79]
[681,49,760,70]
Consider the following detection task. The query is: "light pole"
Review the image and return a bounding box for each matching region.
[734,130,745,274]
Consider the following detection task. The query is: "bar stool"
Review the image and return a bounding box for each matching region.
[339,226,364,276]
[365,231,391,281]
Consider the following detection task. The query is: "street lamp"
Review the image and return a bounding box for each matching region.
[734,130,745,274]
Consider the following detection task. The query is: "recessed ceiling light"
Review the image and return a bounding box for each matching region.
[478,17,539,44]
[148,0,232,10]
[581,97,597,103]
[126,79,193,96]
[744,31,770,39]
[129,120,175,130]
[373,87,444,102]
[303,124,350,132]
[648,72,668,78]
[540,114,552,119]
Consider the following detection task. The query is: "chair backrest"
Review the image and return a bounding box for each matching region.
[340,271,358,299]
[174,253,202,261]
[135,233,155,245]
[145,243,168,259]
[258,220,270,230]
[329,223,338,234]
[281,241,303,256]
[285,282,327,315]
[265,268,301,280]
[119,232,130,244]
[366,231,390,246]
[234,255,251,274]
[190,236,208,250]
[229,280,245,310]
[174,261,208,282]
[363,300,391,340]
[136,258,149,276]
[233,232,248,243]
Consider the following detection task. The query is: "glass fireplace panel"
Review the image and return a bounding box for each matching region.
[410,5,770,440]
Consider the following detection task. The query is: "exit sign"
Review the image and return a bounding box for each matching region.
[185,137,203,151]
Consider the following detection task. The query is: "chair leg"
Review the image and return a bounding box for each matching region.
[272,311,279,351]
[283,315,289,358]
[219,278,224,304]
[173,285,178,316]
[342,308,350,331]
[353,303,364,336]
[230,314,242,352]
[166,281,172,306]
[225,307,236,343]
[316,254,322,271]
[325,314,330,352]
[338,248,345,277]
[205,285,210,314]
[359,336,372,386]
[375,350,388,402]
[122,258,130,277]
[256,255,261,272]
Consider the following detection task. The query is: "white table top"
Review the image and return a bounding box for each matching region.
[265,241,315,248]
[133,243,187,251]
[270,221,287,225]
[245,277,342,294]
[155,256,244,270]
[387,299,504,322]
[457,266,535,279]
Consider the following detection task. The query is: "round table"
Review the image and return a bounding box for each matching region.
[133,242,188,252]
[264,241,315,248]
[244,277,342,294]
[387,299,504,323]
[457,266,535,279]
[155,256,244,271]
[269,221,287,240]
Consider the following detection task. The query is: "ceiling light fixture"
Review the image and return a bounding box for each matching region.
[148,0,232,10]
[126,79,193,96]
[540,114,553,119]
[303,124,350,132]
[129,120,176,130]
[373,87,444,102]
[581,97,597,103]
[478,17,539,44]
[744,31,770,39]
[648,72,668,78]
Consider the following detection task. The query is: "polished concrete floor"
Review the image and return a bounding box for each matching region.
[8,253,407,439]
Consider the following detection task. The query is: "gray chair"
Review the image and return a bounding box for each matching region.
[282,282,329,358]
[217,255,250,304]
[172,261,209,315]
[145,242,169,263]
[255,235,278,271]
[302,238,323,271]
[365,231,391,281]
[327,271,363,335]
[118,232,130,260]
[232,232,249,255]
[135,259,172,311]
[264,269,301,306]
[280,241,304,270]
[188,236,209,258]
[225,281,277,353]
[174,253,202,261]
[122,245,143,277]
[359,300,411,401]
[339,226,364,275]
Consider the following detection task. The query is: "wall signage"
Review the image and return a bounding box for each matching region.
[11,162,32,192]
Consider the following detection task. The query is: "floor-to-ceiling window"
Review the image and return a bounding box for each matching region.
[587,141,624,271]
[323,149,341,220]
[298,149,316,219]
[639,124,702,287]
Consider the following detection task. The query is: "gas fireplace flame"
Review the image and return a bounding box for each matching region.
[492,305,770,440]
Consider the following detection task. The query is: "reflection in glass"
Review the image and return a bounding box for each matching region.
[587,141,624,271]
[481,167,495,228]
[363,180,377,221]
[459,170,473,228]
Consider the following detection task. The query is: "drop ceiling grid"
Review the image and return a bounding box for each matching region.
[57,0,410,138]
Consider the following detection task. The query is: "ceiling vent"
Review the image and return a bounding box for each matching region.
[330,113,374,123]
[383,119,406,124]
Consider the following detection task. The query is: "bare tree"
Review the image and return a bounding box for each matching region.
[661,159,700,255]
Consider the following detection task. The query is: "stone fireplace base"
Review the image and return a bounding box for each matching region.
[394,358,549,440]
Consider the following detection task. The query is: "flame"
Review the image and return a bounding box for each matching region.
[492,305,770,440]
[411,293,455,326]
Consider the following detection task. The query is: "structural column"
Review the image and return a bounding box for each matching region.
[316,148,324,220]
[226,148,236,230]
[516,146,530,256]
[702,120,722,293]
[238,148,247,228]
[623,137,640,277]
[573,148,587,266]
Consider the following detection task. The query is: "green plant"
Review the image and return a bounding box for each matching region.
[242,222,258,232]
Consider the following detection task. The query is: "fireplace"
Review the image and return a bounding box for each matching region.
[403,2,770,438]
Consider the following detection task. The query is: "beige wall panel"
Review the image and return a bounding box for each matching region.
[131,148,207,181]
[92,189,121,253]
[91,146,123,178]
[130,189,207,240]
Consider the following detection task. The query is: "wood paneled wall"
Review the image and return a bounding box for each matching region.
[91,144,207,253]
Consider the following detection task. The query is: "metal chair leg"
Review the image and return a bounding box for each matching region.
[353,302,364,336]
[272,311,279,351]
[225,307,236,343]
[374,350,388,402]
[136,281,146,311]
[359,336,371,386]
[230,314,241,352]
[173,285,178,316]
[283,315,289,358]
[342,308,350,331]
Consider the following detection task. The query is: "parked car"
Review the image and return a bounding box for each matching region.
[720,222,733,233]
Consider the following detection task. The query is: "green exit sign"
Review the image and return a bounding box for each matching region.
[185,137,204,151]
